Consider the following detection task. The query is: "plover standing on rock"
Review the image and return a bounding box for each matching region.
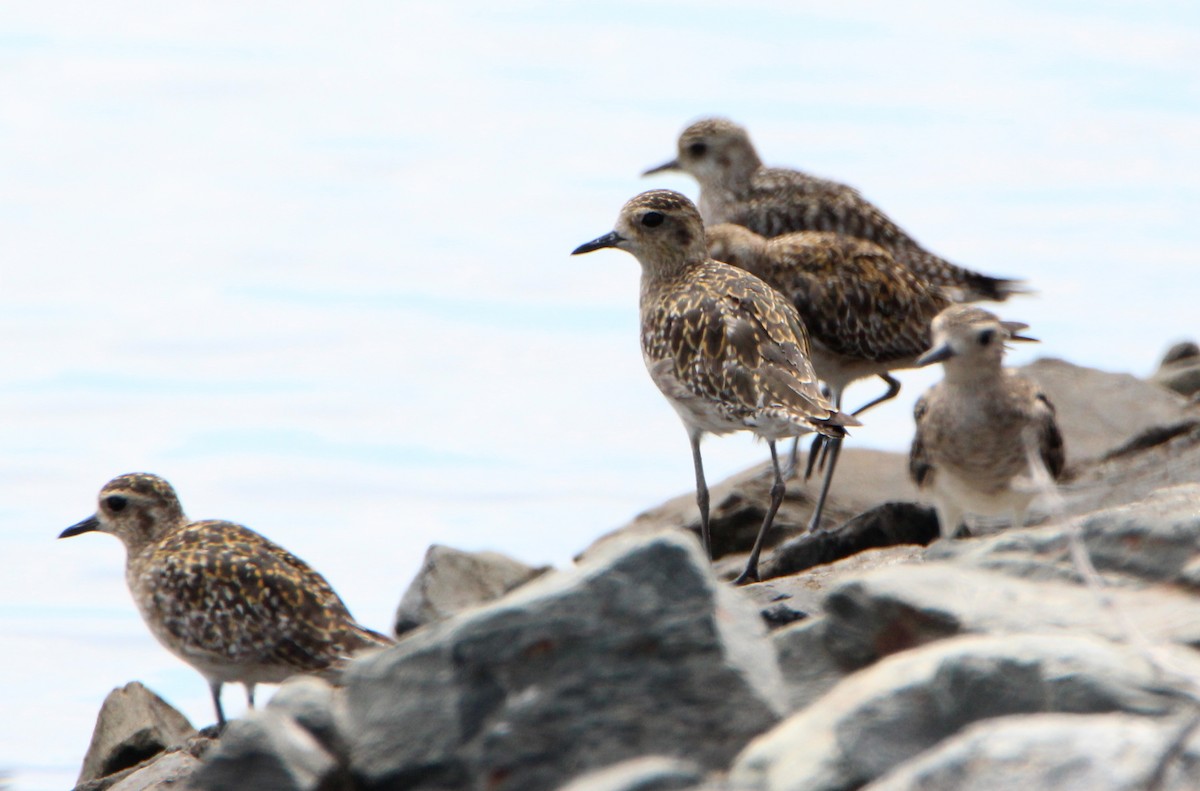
[572,190,857,583]
[60,472,393,727]
[908,306,1065,536]
[705,222,951,530]
[645,117,1026,303]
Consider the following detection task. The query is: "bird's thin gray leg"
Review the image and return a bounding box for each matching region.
[851,373,902,416]
[689,429,712,560]
[735,440,786,585]
[804,387,847,532]
[245,683,257,710]
[805,436,843,532]
[210,680,226,729]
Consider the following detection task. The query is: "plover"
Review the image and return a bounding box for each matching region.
[706,223,951,530]
[60,472,393,727]
[572,190,856,583]
[908,306,1065,535]
[645,118,1026,303]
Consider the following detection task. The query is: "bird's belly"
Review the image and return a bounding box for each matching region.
[645,358,744,436]
[930,464,1034,515]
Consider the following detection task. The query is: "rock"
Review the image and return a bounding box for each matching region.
[929,483,1200,587]
[188,709,346,791]
[266,676,343,757]
[106,750,199,791]
[862,712,1200,791]
[743,545,927,627]
[1151,340,1200,398]
[555,756,705,791]
[341,531,785,791]
[816,562,1200,671]
[761,503,938,580]
[1019,357,1192,464]
[76,682,197,786]
[729,633,1200,791]
[394,544,549,635]
[770,618,849,713]
[1055,420,1200,519]
[583,448,918,562]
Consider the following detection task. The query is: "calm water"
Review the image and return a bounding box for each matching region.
[4,3,1199,788]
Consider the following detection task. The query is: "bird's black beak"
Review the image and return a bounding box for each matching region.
[642,159,680,177]
[916,343,955,367]
[571,231,624,256]
[60,515,101,539]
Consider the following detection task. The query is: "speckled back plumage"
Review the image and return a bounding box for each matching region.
[706,224,950,372]
[640,257,847,439]
[63,472,392,722]
[653,118,1025,303]
[129,517,390,677]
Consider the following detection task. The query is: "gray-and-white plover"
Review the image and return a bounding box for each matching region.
[908,306,1065,535]
[645,117,1026,303]
[706,222,951,530]
[572,190,856,583]
[60,472,393,727]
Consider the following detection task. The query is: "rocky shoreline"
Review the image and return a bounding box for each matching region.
[67,350,1200,791]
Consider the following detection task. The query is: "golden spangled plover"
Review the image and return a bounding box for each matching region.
[644,117,1027,303]
[572,190,857,584]
[908,306,1065,536]
[59,472,393,727]
[705,222,952,531]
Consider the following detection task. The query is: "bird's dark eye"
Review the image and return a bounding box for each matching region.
[688,141,707,156]
[641,211,665,228]
[978,329,995,346]
[104,495,128,513]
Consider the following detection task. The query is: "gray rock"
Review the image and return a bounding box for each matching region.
[1152,340,1200,398]
[771,617,849,712]
[106,751,199,791]
[267,676,343,756]
[863,712,1200,791]
[744,545,928,625]
[729,632,1200,791]
[929,483,1200,587]
[555,756,704,791]
[188,710,346,791]
[816,561,1200,671]
[761,503,937,580]
[394,544,549,635]
[341,531,786,791]
[76,682,197,785]
[1020,357,1191,463]
[583,448,918,563]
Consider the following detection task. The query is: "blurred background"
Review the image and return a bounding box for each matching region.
[2,2,1197,787]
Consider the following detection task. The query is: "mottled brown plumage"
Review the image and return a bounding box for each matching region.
[646,118,1026,303]
[706,222,952,528]
[60,472,392,726]
[908,307,1065,536]
[706,223,950,386]
[572,190,855,583]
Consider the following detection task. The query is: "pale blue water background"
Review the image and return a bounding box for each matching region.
[3,2,1199,787]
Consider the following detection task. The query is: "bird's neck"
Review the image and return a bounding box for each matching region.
[940,360,1005,387]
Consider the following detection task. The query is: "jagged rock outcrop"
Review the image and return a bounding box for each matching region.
[70,357,1200,791]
